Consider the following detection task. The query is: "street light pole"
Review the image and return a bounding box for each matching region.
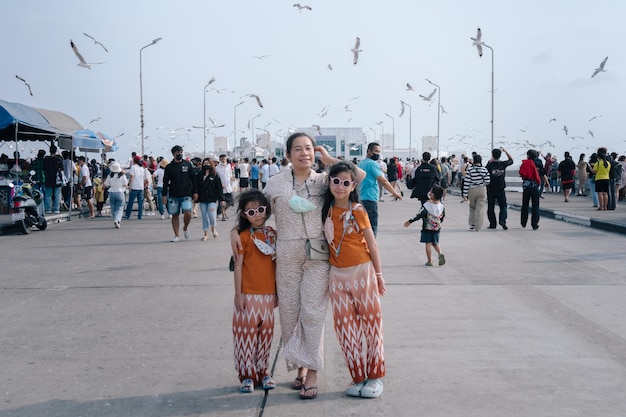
[384,113,395,156]
[139,37,162,156]
[400,100,412,160]
[202,80,212,157]
[233,101,244,154]
[250,114,261,152]
[483,43,495,151]
[426,78,441,158]
[376,121,384,149]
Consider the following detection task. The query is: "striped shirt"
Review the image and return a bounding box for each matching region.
[462,165,490,197]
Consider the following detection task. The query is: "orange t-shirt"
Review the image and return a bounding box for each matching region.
[238,227,276,294]
[327,204,372,268]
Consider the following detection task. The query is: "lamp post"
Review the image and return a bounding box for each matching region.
[400,100,412,160]
[249,114,261,150]
[426,78,441,158]
[483,43,495,151]
[376,121,384,149]
[233,101,244,154]
[368,127,377,142]
[139,37,162,156]
[262,122,272,150]
[202,80,212,157]
[384,113,395,156]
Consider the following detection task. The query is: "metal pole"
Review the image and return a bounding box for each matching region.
[233,101,244,154]
[483,44,495,151]
[203,81,211,157]
[426,79,441,158]
[139,38,162,156]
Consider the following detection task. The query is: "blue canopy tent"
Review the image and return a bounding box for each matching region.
[64,129,117,153]
[0,99,73,144]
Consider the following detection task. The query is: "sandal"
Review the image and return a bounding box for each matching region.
[299,385,318,400]
[291,375,306,390]
[262,375,276,390]
[239,379,254,393]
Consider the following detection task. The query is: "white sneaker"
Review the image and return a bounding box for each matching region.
[184,230,190,240]
[360,379,383,398]
[160,214,165,219]
[346,381,366,397]
[170,236,179,243]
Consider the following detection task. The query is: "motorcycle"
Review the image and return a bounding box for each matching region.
[10,170,47,234]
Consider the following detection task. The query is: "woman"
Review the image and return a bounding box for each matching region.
[587,153,598,207]
[519,150,548,230]
[462,154,490,231]
[231,133,364,400]
[386,157,400,200]
[103,162,127,229]
[576,153,588,196]
[591,148,611,211]
[154,159,168,218]
[196,157,225,240]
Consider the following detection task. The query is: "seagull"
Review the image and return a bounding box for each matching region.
[406,83,415,91]
[293,3,312,11]
[344,105,352,112]
[548,118,556,123]
[351,37,361,65]
[588,114,603,121]
[563,125,568,136]
[312,124,322,135]
[588,130,595,138]
[208,88,230,94]
[470,27,483,57]
[441,105,448,114]
[83,32,108,52]
[207,76,216,86]
[70,40,104,69]
[327,64,333,71]
[89,117,101,124]
[15,75,33,96]
[244,94,263,108]
[591,57,608,78]
[399,100,406,117]
[519,126,528,133]
[252,55,270,60]
[419,89,436,102]
[318,105,330,118]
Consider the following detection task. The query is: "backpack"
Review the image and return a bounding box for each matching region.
[425,211,442,231]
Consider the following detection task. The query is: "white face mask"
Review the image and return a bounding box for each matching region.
[250,228,276,258]
[288,194,316,213]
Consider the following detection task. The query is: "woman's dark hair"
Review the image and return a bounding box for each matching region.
[321,161,360,221]
[201,157,215,176]
[597,147,609,168]
[578,153,586,162]
[236,189,271,233]
[286,132,315,155]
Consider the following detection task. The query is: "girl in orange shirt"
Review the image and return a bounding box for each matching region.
[233,189,277,393]
[321,161,387,398]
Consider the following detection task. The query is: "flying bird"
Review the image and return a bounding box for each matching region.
[312,124,322,135]
[441,105,448,114]
[244,94,263,108]
[419,89,437,102]
[563,125,568,136]
[293,3,312,11]
[588,114,603,121]
[70,40,104,69]
[406,83,415,91]
[344,105,352,112]
[252,55,270,60]
[548,118,556,123]
[399,101,406,117]
[351,37,361,65]
[470,27,483,57]
[15,75,33,96]
[207,77,216,86]
[83,32,108,52]
[89,117,101,124]
[588,130,595,138]
[519,126,528,133]
[327,64,333,71]
[591,57,608,78]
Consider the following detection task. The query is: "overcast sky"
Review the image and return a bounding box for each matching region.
[2,0,624,162]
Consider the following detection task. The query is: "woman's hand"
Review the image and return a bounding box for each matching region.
[234,294,245,312]
[230,229,242,259]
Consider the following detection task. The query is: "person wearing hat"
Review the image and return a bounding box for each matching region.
[154,158,168,219]
[162,145,198,242]
[104,162,128,228]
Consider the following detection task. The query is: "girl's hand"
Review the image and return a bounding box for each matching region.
[234,294,245,312]
[376,275,387,296]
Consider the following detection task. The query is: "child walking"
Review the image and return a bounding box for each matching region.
[404,185,446,266]
[232,189,277,393]
[321,161,387,398]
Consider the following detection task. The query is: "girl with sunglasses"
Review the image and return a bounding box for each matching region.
[321,161,387,398]
[232,189,277,393]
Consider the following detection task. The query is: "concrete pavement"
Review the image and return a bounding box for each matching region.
[1,184,626,416]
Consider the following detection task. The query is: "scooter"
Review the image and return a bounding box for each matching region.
[10,170,47,234]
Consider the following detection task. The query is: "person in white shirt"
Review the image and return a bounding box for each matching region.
[216,154,234,220]
[260,159,270,189]
[103,162,128,228]
[237,158,251,192]
[153,159,167,218]
[77,156,95,218]
[125,155,147,220]
[269,157,280,178]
